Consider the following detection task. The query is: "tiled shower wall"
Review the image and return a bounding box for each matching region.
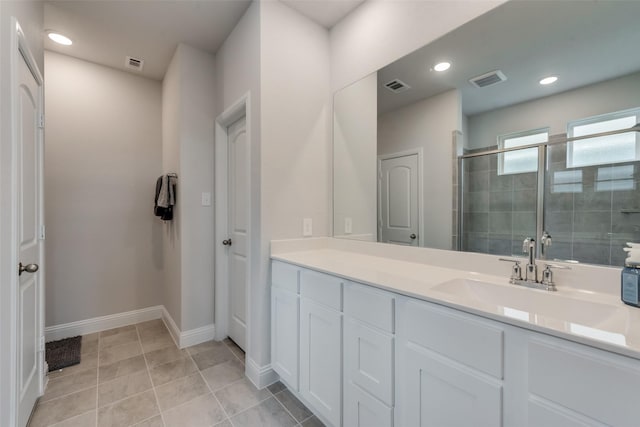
[461,151,537,257]
[544,143,640,266]
[460,140,640,266]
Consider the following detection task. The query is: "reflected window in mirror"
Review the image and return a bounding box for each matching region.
[567,108,640,168]
[498,128,548,176]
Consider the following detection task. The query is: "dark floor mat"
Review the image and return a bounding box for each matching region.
[46,336,82,371]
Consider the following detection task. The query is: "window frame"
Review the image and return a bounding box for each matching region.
[566,107,640,169]
[497,127,549,176]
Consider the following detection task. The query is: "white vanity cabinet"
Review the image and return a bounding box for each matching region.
[299,269,344,427]
[343,282,395,427]
[271,259,640,427]
[271,261,301,390]
[395,296,504,427]
[524,334,640,426]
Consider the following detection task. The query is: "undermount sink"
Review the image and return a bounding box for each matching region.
[431,278,621,327]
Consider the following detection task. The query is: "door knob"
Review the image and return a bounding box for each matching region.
[222,239,232,246]
[19,262,39,276]
[410,234,417,239]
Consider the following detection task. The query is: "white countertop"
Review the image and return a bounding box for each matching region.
[272,245,640,361]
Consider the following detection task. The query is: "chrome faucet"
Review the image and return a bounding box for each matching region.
[522,237,537,282]
[499,237,570,291]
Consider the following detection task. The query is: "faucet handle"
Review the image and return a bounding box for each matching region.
[522,237,535,253]
[540,263,570,291]
[499,258,523,283]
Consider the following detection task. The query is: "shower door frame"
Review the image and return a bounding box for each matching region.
[457,126,640,259]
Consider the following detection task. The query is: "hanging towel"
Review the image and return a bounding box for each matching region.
[154,174,177,221]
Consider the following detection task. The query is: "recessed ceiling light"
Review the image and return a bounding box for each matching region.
[48,33,72,46]
[539,76,558,85]
[434,62,451,72]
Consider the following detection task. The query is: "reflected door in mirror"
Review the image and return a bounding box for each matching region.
[379,154,419,246]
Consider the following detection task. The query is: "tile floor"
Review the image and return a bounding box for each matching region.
[29,320,324,427]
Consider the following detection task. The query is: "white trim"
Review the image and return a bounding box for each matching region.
[214,93,251,349]
[245,357,279,390]
[161,306,181,348]
[44,305,216,350]
[44,306,164,342]
[377,148,425,247]
[179,324,216,348]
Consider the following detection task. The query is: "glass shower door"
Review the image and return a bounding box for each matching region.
[544,142,640,266]
[461,147,538,257]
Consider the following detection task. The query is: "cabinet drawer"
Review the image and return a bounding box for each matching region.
[344,281,394,333]
[272,261,299,293]
[344,318,394,406]
[300,269,343,310]
[399,298,503,379]
[344,382,393,427]
[528,336,640,426]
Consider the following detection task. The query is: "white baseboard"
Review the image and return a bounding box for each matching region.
[161,307,181,348]
[159,307,214,349]
[44,306,164,342]
[180,324,215,348]
[45,305,217,352]
[246,357,278,389]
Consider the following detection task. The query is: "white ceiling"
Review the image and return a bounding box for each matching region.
[44,0,363,81]
[280,0,364,28]
[377,0,640,116]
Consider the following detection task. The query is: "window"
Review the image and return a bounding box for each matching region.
[498,128,548,175]
[567,108,640,168]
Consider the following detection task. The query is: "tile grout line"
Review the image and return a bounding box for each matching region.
[196,354,236,427]
[95,333,100,427]
[271,389,304,426]
[136,324,167,427]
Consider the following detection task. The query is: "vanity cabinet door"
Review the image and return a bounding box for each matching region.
[344,381,393,427]
[300,298,342,427]
[271,286,299,390]
[344,317,394,406]
[526,334,640,426]
[396,342,503,427]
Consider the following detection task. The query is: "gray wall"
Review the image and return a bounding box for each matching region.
[378,89,461,250]
[467,71,640,150]
[44,51,164,326]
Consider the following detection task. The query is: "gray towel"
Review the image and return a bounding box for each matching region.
[157,175,170,208]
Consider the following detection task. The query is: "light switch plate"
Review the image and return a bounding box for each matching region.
[303,218,313,237]
[201,192,211,206]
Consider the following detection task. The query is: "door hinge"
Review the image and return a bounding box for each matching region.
[39,225,45,240]
[38,114,45,129]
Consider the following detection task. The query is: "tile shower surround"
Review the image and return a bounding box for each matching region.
[461,141,640,266]
[29,321,323,427]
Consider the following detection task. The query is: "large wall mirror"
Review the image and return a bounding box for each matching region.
[333,0,640,267]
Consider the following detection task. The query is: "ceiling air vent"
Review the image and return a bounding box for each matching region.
[125,56,144,71]
[469,70,507,88]
[384,79,411,93]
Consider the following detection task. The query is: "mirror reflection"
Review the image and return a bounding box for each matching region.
[333,0,640,266]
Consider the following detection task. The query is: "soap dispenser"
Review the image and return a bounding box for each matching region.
[622,243,640,307]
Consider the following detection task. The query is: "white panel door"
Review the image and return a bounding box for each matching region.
[379,154,418,246]
[227,116,248,350]
[16,51,43,427]
[300,298,342,427]
[271,287,299,390]
[397,343,502,427]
